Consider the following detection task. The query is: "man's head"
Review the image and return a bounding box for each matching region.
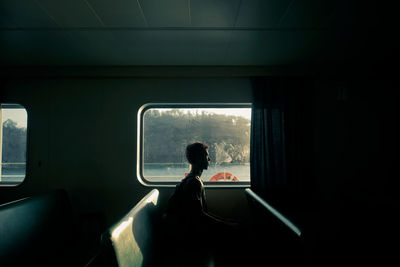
[186,142,211,170]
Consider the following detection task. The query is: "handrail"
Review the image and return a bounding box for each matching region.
[245,188,302,237]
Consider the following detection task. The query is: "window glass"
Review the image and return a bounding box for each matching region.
[0,104,27,186]
[139,104,251,185]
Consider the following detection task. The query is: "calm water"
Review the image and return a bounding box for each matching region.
[143,163,250,182]
[1,164,251,183]
[0,165,26,182]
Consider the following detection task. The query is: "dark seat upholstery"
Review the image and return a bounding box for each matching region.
[0,189,80,267]
[88,189,160,267]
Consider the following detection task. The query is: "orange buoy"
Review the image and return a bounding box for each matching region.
[210,172,239,181]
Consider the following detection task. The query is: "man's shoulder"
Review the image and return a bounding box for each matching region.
[184,175,203,189]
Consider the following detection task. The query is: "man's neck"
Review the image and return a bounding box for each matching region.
[189,166,203,177]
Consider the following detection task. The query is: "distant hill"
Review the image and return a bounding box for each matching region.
[143,109,250,164]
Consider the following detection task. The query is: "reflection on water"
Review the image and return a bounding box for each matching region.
[143,163,250,182]
[0,164,26,182]
[1,163,251,183]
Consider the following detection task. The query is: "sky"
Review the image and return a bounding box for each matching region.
[199,108,251,120]
[157,108,252,120]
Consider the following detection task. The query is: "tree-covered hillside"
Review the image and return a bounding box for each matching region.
[2,119,27,163]
[143,109,250,164]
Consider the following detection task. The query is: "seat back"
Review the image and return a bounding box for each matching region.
[96,189,160,267]
[0,190,77,266]
[246,189,304,265]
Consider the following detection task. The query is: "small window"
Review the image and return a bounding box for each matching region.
[0,104,28,186]
[138,104,251,186]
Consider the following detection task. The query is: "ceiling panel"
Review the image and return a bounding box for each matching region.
[326,0,379,28]
[115,30,197,65]
[0,14,16,28]
[111,31,175,65]
[226,31,271,65]
[0,0,393,66]
[188,30,231,64]
[36,0,103,27]
[279,0,336,28]
[0,0,57,28]
[0,29,372,66]
[236,0,293,28]
[87,0,147,27]
[140,0,190,27]
[190,0,241,27]
[66,31,127,65]
[226,30,357,65]
[0,31,77,65]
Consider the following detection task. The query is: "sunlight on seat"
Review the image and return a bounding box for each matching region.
[112,217,133,239]
[145,189,159,205]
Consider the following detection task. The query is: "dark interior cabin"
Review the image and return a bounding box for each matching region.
[0,0,397,266]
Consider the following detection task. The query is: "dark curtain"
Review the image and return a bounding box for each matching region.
[250,77,315,209]
[250,78,287,191]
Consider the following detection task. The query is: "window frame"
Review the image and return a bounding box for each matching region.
[0,103,28,187]
[137,103,252,187]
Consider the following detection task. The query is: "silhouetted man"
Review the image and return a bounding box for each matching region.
[165,142,239,265]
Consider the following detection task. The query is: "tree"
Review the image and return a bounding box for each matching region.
[143,110,250,164]
[2,119,27,163]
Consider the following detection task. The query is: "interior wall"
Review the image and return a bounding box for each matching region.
[310,77,397,264]
[0,77,253,228]
[1,71,396,264]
